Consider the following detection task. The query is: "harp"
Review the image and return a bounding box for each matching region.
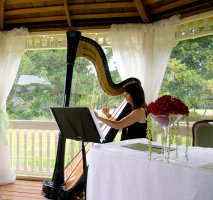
[42,30,139,199]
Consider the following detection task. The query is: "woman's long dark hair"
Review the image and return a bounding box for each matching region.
[123,80,146,110]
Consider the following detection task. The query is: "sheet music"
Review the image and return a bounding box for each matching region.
[89,109,105,142]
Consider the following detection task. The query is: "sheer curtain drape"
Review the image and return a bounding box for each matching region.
[0,27,28,185]
[109,15,180,103]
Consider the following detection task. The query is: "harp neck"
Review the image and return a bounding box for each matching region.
[64,30,139,107]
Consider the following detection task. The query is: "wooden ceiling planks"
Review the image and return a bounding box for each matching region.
[2,0,213,32]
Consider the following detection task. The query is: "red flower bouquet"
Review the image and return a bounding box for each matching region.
[147,95,189,116]
[146,95,190,162]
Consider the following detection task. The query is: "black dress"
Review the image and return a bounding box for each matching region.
[121,122,147,141]
[104,103,147,142]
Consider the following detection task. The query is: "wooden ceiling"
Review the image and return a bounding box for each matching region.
[1,0,213,32]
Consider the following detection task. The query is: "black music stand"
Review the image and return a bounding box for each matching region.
[50,107,103,200]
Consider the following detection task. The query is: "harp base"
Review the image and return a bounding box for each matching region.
[42,180,59,199]
[58,182,85,200]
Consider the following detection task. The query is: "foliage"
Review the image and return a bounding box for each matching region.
[7,50,66,119]
[7,48,122,120]
[7,36,212,120]
[159,35,213,111]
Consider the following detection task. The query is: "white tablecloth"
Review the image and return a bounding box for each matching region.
[86,139,213,200]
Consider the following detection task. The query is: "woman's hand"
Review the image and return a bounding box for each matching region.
[102,107,111,119]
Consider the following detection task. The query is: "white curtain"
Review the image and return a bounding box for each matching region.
[109,15,180,103]
[0,27,28,185]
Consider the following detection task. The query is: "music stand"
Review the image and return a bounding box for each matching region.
[50,107,103,199]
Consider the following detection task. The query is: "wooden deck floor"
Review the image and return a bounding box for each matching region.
[0,180,46,200]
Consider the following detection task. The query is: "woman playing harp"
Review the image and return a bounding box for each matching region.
[95,81,147,141]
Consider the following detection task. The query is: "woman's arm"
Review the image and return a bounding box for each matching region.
[95,108,146,130]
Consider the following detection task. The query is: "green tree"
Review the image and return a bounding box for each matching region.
[159,58,202,108]
[7,47,122,119]
[160,35,213,112]
[7,50,67,119]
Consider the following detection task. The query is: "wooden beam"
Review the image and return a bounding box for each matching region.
[63,0,72,27]
[151,2,213,19]
[5,16,67,24]
[69,2,135,10]
[5,12,139,24]
[27,25,111,33]
[71,12,139,20]
[145,0,161,4]
[0,0,4,30]
[5,0,54,5]
[134,0,149,22]
[5,6,64,16]
[5,2,135,16]
[151,0,200,14]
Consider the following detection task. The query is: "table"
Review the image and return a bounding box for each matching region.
[86,138,213,200]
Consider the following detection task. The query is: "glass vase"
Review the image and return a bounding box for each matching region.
[152,114,182,162]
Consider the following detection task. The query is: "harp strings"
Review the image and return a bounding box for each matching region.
[63,57,122,183]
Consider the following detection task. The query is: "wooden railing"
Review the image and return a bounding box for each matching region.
[7,120,193,180]
[8,120,82,180]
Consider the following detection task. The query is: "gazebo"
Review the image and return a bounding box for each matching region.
[0,1,212,200]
